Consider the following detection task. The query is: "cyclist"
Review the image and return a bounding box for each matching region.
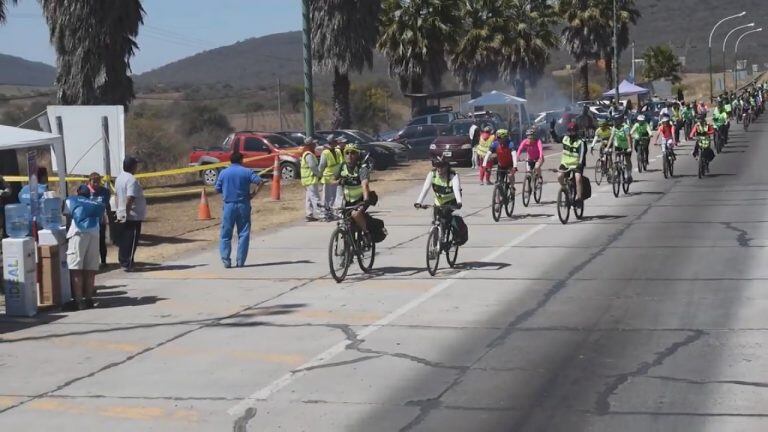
[590,119,613,173]
[713,101,729,145]
[558,122,587,204]
[414,157,463,209]
[483,129,519,191]
[631,114,653,164]
[517,128,545,178]
[333,144,371,232]
[690,114,715,159]
[476,126,495,185]
[671,102,684,143]
[682,102,695,139]
[654,115,677,160]
[610,115,634,183]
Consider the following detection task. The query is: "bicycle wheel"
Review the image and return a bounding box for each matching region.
[622,168,630,194]
[594,159,603,185]
[522,176,532,207]
[662,153,669,179]
[643,147,650,171]
[573,181,584,220]
[426,225,441,276]
[556,187,570,224]
[328,227,350,283]
[533,174,543,204]
[611,165,621,198]
[698,155,705,179]
[356,231,376,273]
[491,184,503,222]
[669,154,675,177]
[504,184,515,217]
[445,227,459,268]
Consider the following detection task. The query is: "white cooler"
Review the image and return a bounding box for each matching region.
[38,227,72,304]
[2,237,38,317]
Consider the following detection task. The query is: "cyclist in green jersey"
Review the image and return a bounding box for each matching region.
[333,144,372,232]
[610,116,633,183]
[630,114,653,162]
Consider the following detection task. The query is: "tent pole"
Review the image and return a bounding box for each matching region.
[55,116,68,199]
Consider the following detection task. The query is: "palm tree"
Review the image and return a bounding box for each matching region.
[559,0,603,100]
[596,0,640,88]
[0,0,17,23]
[311,0,381,129]
[450,0,506,99]
[502,0,560,98]
[378,0,462,108]
[41,0,144,108]
[642,45,682,83]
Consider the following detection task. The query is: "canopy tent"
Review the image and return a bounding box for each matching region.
[466,90,529,140]
[603,80,650,97]
[0,125,68,199]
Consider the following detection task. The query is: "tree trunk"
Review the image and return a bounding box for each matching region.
[514,77,526,99]
[580,61,590,101]
[409,75,426,115]
[332,67,351,129]
[470,77,481,99]
[604,54,614,89]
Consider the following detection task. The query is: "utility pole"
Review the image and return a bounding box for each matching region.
[277,78,283,131]
[613,0,619,106]
[631,41,636,82]
[302,0,315,136]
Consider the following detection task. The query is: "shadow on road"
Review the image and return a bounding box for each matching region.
[140,234,205,247]
[575,214,625,222]
[238,260,314,269]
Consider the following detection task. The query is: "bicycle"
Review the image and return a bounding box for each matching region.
[661,143,675,179]
[743,110,751,131]
[696,138,712,179]
[611,149,631,197]
[521,160,543,207]
[556,168,584,224]
[490,167,515,221]
[328,204,375,283]
[593,145,613,186]
[635,137,650,173]
[417,204,460,276]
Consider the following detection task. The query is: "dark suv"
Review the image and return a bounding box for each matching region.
[428,120,475,166]
[391,124,448,158]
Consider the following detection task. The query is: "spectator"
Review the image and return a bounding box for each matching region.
[65,185,105,310]
[215,151,263,268]
[300,138,322,222]
[114,156,146,272]
[87,172,111,266]
[0,175,10,238]
[318,135,345,221]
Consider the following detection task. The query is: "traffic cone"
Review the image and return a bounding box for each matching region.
[197,189,212,220]
[270,155,281,201]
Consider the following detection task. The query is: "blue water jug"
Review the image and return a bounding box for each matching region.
[5,204,31,238]
[40,197,62,230]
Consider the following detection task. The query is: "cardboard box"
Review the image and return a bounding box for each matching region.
[38,244,61,306]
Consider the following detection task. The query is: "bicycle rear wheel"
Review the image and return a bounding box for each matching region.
[504,185,515,217]
[328,227,350,283]
[557,187,570,224]
[491,184,503,222]
[522,176,532,207]
[426,226,441,276]
[355,231,376,273]
[533,174,543,203]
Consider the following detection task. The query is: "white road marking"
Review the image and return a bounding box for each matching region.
[227,223,547,416]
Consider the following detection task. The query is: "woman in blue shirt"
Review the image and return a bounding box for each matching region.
[87,172,111,265]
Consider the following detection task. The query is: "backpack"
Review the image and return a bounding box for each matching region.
[366,214,388,243]
[581,176,592,200]
[452,215,468,246]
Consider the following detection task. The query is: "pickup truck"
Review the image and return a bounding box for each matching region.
[189,132,304,186]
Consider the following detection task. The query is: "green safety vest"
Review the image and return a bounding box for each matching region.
[595,127,612,144]
[695,124,711,148]
[682,108,694,120]
[339,163,363,203]
[321,147,343,184]
[724,103,732,113]
[612,125,630,149]
[713,110,727,127]
[631,122,651,139]
[671,108,682,121]
[561,136,583,168]
[476,135,495,157]
[300,151,319,187]
[431,170,456,206]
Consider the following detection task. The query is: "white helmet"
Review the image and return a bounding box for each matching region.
[637,114,646,122]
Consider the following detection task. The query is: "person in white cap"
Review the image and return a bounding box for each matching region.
[300,138,322,222]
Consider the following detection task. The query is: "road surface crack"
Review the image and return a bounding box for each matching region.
[720,222,753,247]
[594,330,707,415]
[646,375,768,388]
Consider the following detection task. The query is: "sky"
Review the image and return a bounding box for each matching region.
[0,0,301,74]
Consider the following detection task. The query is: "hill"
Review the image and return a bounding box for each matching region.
[0,53,56,87]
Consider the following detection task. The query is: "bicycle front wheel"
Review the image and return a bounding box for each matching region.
[328,227,350,283]
[533,175,543,203]
[522,176,532,207]
[594,159,603,185]
[612,166,621,198]
[698,155,705,179]
[426,226,441,276]
[504,185,515,217]
[445,227,459,268]
[356,231,376,273]
[573,181,585,220]
[557,187,570,224]
[491,184,503,222]
[622,168,630,195]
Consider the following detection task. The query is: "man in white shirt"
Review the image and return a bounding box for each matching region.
[114,156,146,271]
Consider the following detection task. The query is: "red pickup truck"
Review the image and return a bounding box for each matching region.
[189,132,304,185]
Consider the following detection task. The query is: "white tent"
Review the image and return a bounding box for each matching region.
[466,90,529,140]
[0,125,68,198]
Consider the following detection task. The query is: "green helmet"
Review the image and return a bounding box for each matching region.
[496,129,509,138]
[343,143,360,155]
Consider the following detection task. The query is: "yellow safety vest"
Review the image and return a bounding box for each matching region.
[476,134,495,157]
[431,170,456,206]
[695,124,711,148]
[339,163,363,203]
[595,127,612,145]
[300,151,319,187]
[321,147,343,184]
[561,136,583,168]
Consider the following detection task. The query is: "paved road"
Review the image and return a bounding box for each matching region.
[2,120,768,431]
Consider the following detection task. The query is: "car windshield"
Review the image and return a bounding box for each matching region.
[264,134,299,148]
[441,123,473,136]
[350,130,377,142]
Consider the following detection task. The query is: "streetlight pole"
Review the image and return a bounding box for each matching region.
[709,12,746,101]
[613,0,619,106]
[302,0,315,136]
[734,28,763,90]
[722,23,754,92]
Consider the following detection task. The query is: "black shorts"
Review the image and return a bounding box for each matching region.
[527,160,536,171]
[558,164,583,174]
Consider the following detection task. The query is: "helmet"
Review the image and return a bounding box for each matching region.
[432,156,449,168]
[343,143,360,155]
[660,115,670,122]
[496,129,509,138]
[599,119,609,127]
[526,128,536,137]
[566,122,579,135]
[637,114,646,122]
[482,125,493,133]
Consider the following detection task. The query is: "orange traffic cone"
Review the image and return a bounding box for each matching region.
[198,189,212,220]
[270,154,281,201]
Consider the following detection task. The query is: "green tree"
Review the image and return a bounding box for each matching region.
[595,0,640,89]
[642,45,682,83]
[40,0,144,108]
[0,0,17,23]
[378,0,462,107]
[350,85,395,134]
[558,0,603,100]
[312,0,381,129]
[178,104,232,137]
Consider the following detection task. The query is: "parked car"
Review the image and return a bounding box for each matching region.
[556,105,597,141]
[407,111,466,126]
[532,110,563,142]
[640,100,670,128]
[391,124,449,158]
[377,129,399,141]
[275,131,330,147]
[428,120,476,166]
[317,130,399,170]
[189,131,303,186]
